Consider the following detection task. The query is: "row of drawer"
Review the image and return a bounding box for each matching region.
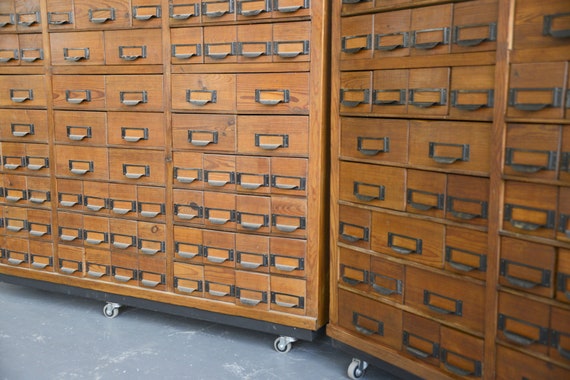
[341,1,498,59]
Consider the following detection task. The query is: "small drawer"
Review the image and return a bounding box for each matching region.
[3,237,29,268]
[3,174,27,205]
[204,191,236,230]
[402,312,440,366]
[26,176,51,207]
[173,113,236,153]
[235,156,270,194]
[138,256,166,291]
[55,145,109,180]
[204,266,235,304]
[338,247,370,293]
[339,71,372,114]
[1,142,25,173]
[271,195,306,238]
[270,157,307,196]
[57,244,84,277]
[410,4,452,56]
[0,75,46,108]
[503,181,557,239]
[106,75,164,112]
[137,221,166,258]
[109,148,165,186]
[46,0,74,31]
[137,186,165,221]
[85,248,111,281]
[372,69,408,115]
[74,0,131,30]
[556,248,570,304]
[108,183,136,218]
[369,255,404,303]
[3,206,28,237]
[550,306,570,364]
[25,144,50,175]
[18,34,44,65]
[406,266,485,333]
[52,75,106,110]
[29,241,54,272]
[559,187,570,243]
[236,73,309,114]
[111,252,138,286]
[201,0,236,23]
[237,115,309,156]
[236,233,269,273]
[0,34,18,65]
[440,326,484,378]
[270,275,306,315]
[203,229,235,267]
[173,225,203,264]
[27,209,52,240]
[171,73,236,112]
[445,226,488,281]
[450,65,495,120]
[172,151,204,189]
[0,2,16,33]
[173,189,204,225]
[50,31,104,65]
[105,29,163,65]
[235,271,269,310]
[272,21,310,62]
[236,194,270,234]
[340,117,409,164]
[169,1,202,27]
[407,68,450,117]
[339,161,406,211]
[340,14,373,61]
[409,120,490,175]
[236,23,272,63]
[504,123,560,180]
[371,211,444,268]
[373,9,411,59]
[203,154,236,192]
[0,109,48,142]
[270,236,306,277]
[500,237,556,298]
[236,0,271,21]
[83,181,109,214]
[338,288,403,350]
[54,110,107,145]
[406,169,446,219]
[446,174,489,226]
[497,345,570,380]
[56,178,83,210]
[131,1,163,29]
[58,211,84,245]
[15,0,41,33]
[107,112,165,149]
[338,204,371,250]
[109,218,138,254]
[498,291,550,355]
[451,0,498,53]
[173,262,204,297]
[513,0,570,51]
[508,62,566,120]
[203,25,237,63]
[170,26,203,64]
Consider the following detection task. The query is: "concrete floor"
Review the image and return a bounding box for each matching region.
[0,281,402,380]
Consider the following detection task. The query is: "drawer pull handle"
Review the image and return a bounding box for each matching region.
[176,176,197,183]
[206,256,227,264]
[188,130,218,146]
[354,182,385,202]
[175,211,200,220]
[17,12,40,27]
[275,224,298,233]
[543,12,570,38]
[0,49,18,62]
[240,182,262,190]
[186,89,217,106]
[64,48,89,62]
[505,275,539,289]
[407,189,444,211]
[341,34,372,54]
[274,40,309,58]
[451,89,494,110]
[114,275,132,283]
[275,0,308,14]
[208,289,229,297]
[442,361,473,377]
[7,224,25,232]
[123,164,150,179]
[177,285,196,294]
[69,160,93,175]
[275,264,298,272]
[448,261,476,272]
[112,207,132,215]
[6,195,23,202]
[447,196,488,221]
[32,262,49,269]
[66,89,91,104]
[339,222,369,242]
[411,27,450,49]
[177,251,199,259]
[504,147,557,173]
[141,248,160,256]
[60,266,77,274]
[255,133,289,150]
[423,290,462,316]
[85,238,104,245]
[500,259,550,289]
[88,8,116,24]
[133,5,162,21]
[29,229,47,237]
[121,127,148,143]
[10,89,33,103]
[255,89,290,105]
[20,48,43,62]
[453,23,497,47]
[48,12,73,25]
[0,14,15,27]
[170,3,200,19]
[372,89,406,105]
[388,233,422,255]
[340,89,370,107]
[119,45,147,61]
[405,346,430,359]
[112,242,130,250]
[240,222,263,230]
[372,284,395,296]
[67,126,92,141]
[357,136,389,156]
[3,161,22,170]
[208,217,230,225]
[87,270,105,279]
[375,32,409,51]
[60,200,79,208]
[429,142,470,164]
[240,261,262,269]
[172,44,201,59]
[7,257,25,266]
[60,234,78,242]
[240,9,263,17]
[502,330,535,346]
[140,211,160,218]
[11,123,34,137]
[274,300,296,308]
[504,204,555,231]
[508,87,563,111]
[207,179,228,187]
[409,88,447,108]
[239,297,261,306]
[120,91,148,106]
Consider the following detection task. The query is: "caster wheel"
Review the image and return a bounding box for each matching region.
[347,359,368,380]
[273,336,295,353]
[103,303,120,319]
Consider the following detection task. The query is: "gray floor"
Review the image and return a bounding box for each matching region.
[0,282,401,380]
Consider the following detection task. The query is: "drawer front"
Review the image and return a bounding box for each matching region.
[237,115,309,156]
[46,0,74,31]
[0,2,16,33]
[170,26,203,64]
[402,312,440,366]
[203,229,235,267]
[56,178,83,211]
[171,73,236,112]
[18,34,44,65]
[173,189,204,225]
[407,68,450,116]
[451,0,498,53]
[203,154,236,192]
[105,29,163,65]
[409,120,490,175]
[55,145,109,180]
[50,31,104,65]
[270,195,307,238]
[440,326,484,378]
[138,256,166,290]
[450,65,495,120]
[270,275,306,315]
[369,255,405,303]
[340,14,373,61]
[29,241,54,271]
[269,157,307,196]
[25,144,50,175]
[109,218,138,254]
[338,204,371,250]
[111,251,138,286]
[340,117,409,164]
[204,191,236,230]
[27,209,52,240]
[236,156,270,194]
[550,306,570,364]
[503,181,557,239]
[107,112,165,148]
[203,25,237,63]
[106,75,164,112]
[410,4,452,56]
[339,161,406,211]
[85,248,112,281]
[131,0,163,29]
[108,183,136,218]
[340,71,372,114]
[235,233,269,273]
[173,225,203,264]
[204,265,235,303]
[4,206,28,237]
[446,174,489,226]
[3,237,29,268]
[0,109,48,143]
[338,288,403,350]
[406,169,446,219]
[26,176,52,207]
[272,21,311,63]
[54,110,107,145]
[109,148,165,186]
[236,23,272,63]
[1,142,26,173]
[270,236,306,277]
[406,266,485,333]
[57,244,85,277]
[172,113,236,153]
[83,215,110,249]
[83,181,109,214]
[372,69,408,115]
[3,174,27,205]
[0,75,46,108]
[52,75,106,110]
[235,271,269,309]
[74,0,131,30]
[557,248,570,304]
[513,0,570,51]
[236,73,309,114]
[172,151,204,189]
[371,211,444,268]
[496,345,570,380]
[500,237,556,298]
[169,1,202,27]
[137,221,166,258]
[173,262,204,297]
[0,34,19,65]
[58,211,84,245]
[373,9,411,59]
[236,194,270,234]
[445,226,488,281]
[339,247,370,293]
[15,0,42,33]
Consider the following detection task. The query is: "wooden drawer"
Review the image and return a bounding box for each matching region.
[172,113,236,153]
[402,312,440,366]
[450,65,495,120]
[54,110,107,145]
[172,151,204,189]
[339,161,406,211]
[109,218,138,254]
[169,1,202,27]
[109,148,165,186]
[18,34,44,65]
[371,211,444,268]
[237,115,309,156]
[173,189,204,225]
[170,26,203,64]
[410,4,452,56]
[3,236,29,268]
[498,291,550,355]
[373,9,411,59]
[406,169,446,219]
[0,2,16,33]
[339,71,372,114]
[407,68,450,117]
[440,326,484,378]
[171,73,236,112]
[85,248,111,281]
[106,75,163,112]
[0,75,46,108]
[272,21,310,63]
[111,251,138,286]
[236,73,309,114]
[201,0,235,24]
[204,265,235,304]
[58,211,83,245]
[451,0,498,53]
[105,29,162,65]
[4,206,27,238]
[503,181,557,239]
[203,229,235,267]
[236,23,272,63]
[0,34,19,65]
[27,209,52,241]
[338,204,371,250]
[173,262,204,297]
[1,142,26,173]
[107,112,165,149]
[108,183,136,218]
[204,25,237,63]
[29,240,54,272]
[270,157,307,196]
[339,247,370,293]
[236,233,269,273]
[338,288,403,350]
[369,255,404,303]
[52,75,106,110]
[137,221,166,258]
[15,0,41,33]
[204,191,236,230]
[235,271,269,309]
[562,126,570,182]
[235,156,270,194]
[446,174,489,226]
[0,109,48,143]
[550,306,570,364]
[559,187,570,243]
[56,178,83,211]
[270,236,306,277]
[25,144,50,175]
[372,69,408,115]
[270,275,306,315]
[505,123,560,180]
[57,244,84,277]
[340,14,373,61]
[236,194,270,234]
[508,62,566,120]
[55,145,109,180]
[3,173,27,205]
[556,248,570,304]
[74,0,131,30]
[83,181,109,214]
[131,1,163,29]
[271,195,306,238]
[46,0,74,31]
[26,176,51,207]
[173,225,203,264]
[138,256,166,291]
[50,31,104,65]
[445,226,487,281]
[409,120,490,175]
[405,266,485,333]
[513,0,570,51]
[340,117,408,164]
[496,345,570,380]
[204,154,236,192]
[500,237,556,298]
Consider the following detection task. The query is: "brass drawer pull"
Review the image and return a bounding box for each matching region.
[411,27,450,49]
[133,5,162,21]
[0,49,18,62]
[441,349,482,377]
[64,47,89,62]
[88,8,116,24]
[48,11,73,25]
[121,127,148,142]
[407,188,443,211]
[0,13,15,27]
[504,147,557,173]
[67,126,92,141]
[429,142,469,164]
[445,246,487,273]
[403,331,437,359]
[498,314,549,346]
[543,12,570,38]
[20,48,43,62]
[238,42,271,58]
[273,40,310,58]
[10,89,33,103]
[409,88,447,108]
[17,12,40,27]
[447,196,488,221]
[423,290,462,316]
[500,259,551,289]
[357,136,389,156]
[373,89,406,105]
[340,264,367,286]
[274,0,309,13]
[504,203,555,231]
[341,34,372,54]
[255,89,289,105]
[65,89,91,104]
[508,87,563,111]
[120,91,148,106]
[68,160,93,175]
[370,272,402,296]
[202,1,234,18]
[388,232,422,255]
[340,88,370,107]
[170,4,200,19]
[186,89,217,106]
[255,133,289,150]
[11,122,34,137]
[451,89,494,110]
[188,130,218,146]
[339,221,369,242]
[119,45,147,61]
[453,22,497,47]
[354,182,384,202]
[375,32,409,51]
[171,44,202,59]
[352,312,383,336]
[174,167,202,183]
